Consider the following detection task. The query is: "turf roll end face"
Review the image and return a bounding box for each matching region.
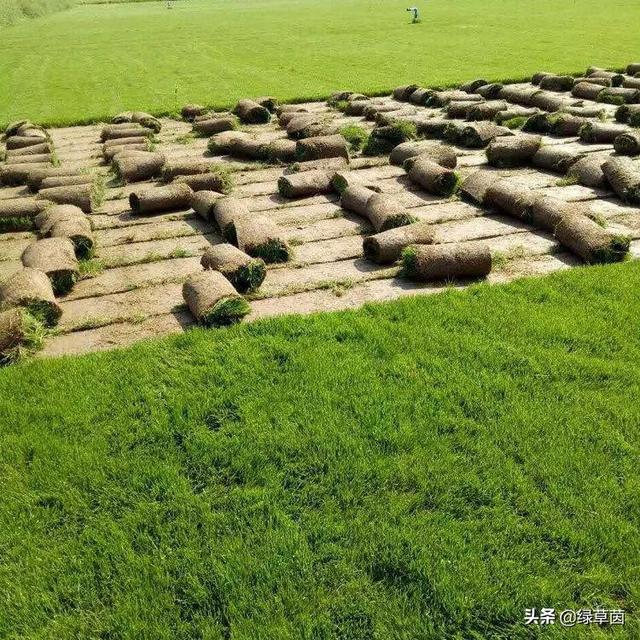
[201,243,266,294]
[0,267,62,327]
[405,156,460,196]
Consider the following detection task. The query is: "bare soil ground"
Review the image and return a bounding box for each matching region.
[1,84,638,357]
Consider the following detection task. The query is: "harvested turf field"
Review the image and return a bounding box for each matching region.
[1,262,639,639]
[1,0,640,126]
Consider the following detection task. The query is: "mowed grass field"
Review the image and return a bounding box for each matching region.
[0,0,639,126]
[1,263,639,639]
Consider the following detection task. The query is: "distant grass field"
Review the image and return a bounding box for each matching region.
[0,0,638,126]
[1,262,639,639]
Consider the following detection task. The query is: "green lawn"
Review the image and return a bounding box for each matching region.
[0,0,639,127]
[1,262,639,639]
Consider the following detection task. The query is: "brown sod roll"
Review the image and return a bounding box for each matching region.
[328,91,354,103]
[173,171,233,193]
[181,104,207,121]
[554,213,630,263]
[477,83,504,99]
[531,72,553,85]
[364,103,403,120]
[37,184,95,213]
[103,143,149,161]
[599,87,640,104]
[392,85,419,101]
[531,145,585,173]
[459,122,513,148]
[228,137,268,160]
[16,127,48,141]
[622,77,640,90]
[344,100,371,116]
[277,171,333,198]
[3,120,30,136]
[211,197,250,242]
[539,75,574,92]
[459,170,503,204]
[484,181,535,222]
[182,271,250,327]
[601,157,640,204]
[579,122,629,143]
[562,105,606,117]
[49,217,94,259]
[254,96,278,112]
[494,107,539,124]
[614,131,640,156]
[0,267,61,326]
[498,85,541,105]
[627,63,640,76]
[235,215,291,263]
[460,79,488,93]
[264,138,297,163]
[405,156,459,196]
[571,82,605,101]
[486,135,542,167]
[341,185,377,216]
[114,152,165,183]
[550,115,591,137]
[363,222,435,264]
[426,91,480,107]
[129,183,193,215]
[573,76,611,87]
[131,112,162,133]
[0,198,51,219]
[390,141,457,168]
[5,135,46,150]
[408,88,433,105]
[6,142,51,157]
[233,99,271,124]
[190,190,223,221]
[162,160,222,181]
[100,125,150,141]
[1,163,49,187]
[447,100,483,119]
[466,100,508,121]
[103,135,149,151]
[588,70,624,86]
[287,116,337,140]
[21,237,79,295]
[7,154,53,165]
[522,113,555,134]
[615,104,640,123]
[278,111,306,127]
[364,193,417,232]
[112,111,133,124]
[402,243,491,281]
[193,117,238,136]
[531,195,573,231]
[200,243,266,293]
[296,134,349,161]
[567,155,607,188]
[34,204,85,235]
[40,175,94,190]
[528,92,569,113]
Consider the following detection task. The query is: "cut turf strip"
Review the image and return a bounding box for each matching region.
[402,242,492,281]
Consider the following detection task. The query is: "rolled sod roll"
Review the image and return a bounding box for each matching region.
[5,135,46,150]
[330,171,380,194]
[201,243,266,293]
[18,127,48,141]
[567,155,608,188]
[532,145,585,173]
[6,142,52,157]
[392,85,419,101]
[278,170,333,198]
[571,82,605,101]
[296,134,349,161]
[162,160,222,181]
[627,63,640,76]
[130,112,162,133]
[129,183,193,215]
[484,181,535,222]
[363,222,435,264]
[460,79,488,93]
[530,195,573,231]
[447,100,483,119]
[573,76,611,87]
[278,111,306,127]
[1,164,50,187]
[104,144,150,161]
[601,157,640,204]
[289,157,348,173]
[477,83,504,99]
[182,271,250,327]
[528,92,569,113]
[403,243,491,281]
[100,125,150,141]
[232,99,271,124]
[0,198,51,219]
[579,122,629,143]
[3,120,30,136]
[114,152,165,183]
[390,141,457,168]
[181,104,207,121]
[622,77,640,90]
[341,185,377,216]
[364,193,417,232]
[459,170,503,204]
[7,154,54,165]
[40,175,94,190]
[531,72,554,85]
[174,171,233,193]
[459,122,513,148]
[486,135,542,167]
[494,107,540,124]
[34,204,85,235]
[498,85,541,105]
[539,75,574,92]
[562,105,606,118]
[364,103,403,120]
[554,213,630,263]
[344,100,371,116]
[466,100,508,121]
[599,87,640,104]
[551,115,591,137]
[0,308,33,364]
[193,117,238,136]
[37,184,95,213]
[408,88,433,105]
[254,96,278,112]
[588,69,624,86]
[211,197,250,242]
[426,91,481,107]
[235,216,291,263]
[190,190,224,221]
[288,117,338,140]
[228,137,268,160]
[49,217,94,259]
[615,104,640,124]
[277,104,308,115]
[21,237,79,295]
[0,267,61,326]
[405,156,459,196]
[614,131,640,156]
[265,138,297,163]
[103,135,149,151]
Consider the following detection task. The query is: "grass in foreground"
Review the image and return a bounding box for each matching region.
[1,0,639,126]
[1,262,639,639]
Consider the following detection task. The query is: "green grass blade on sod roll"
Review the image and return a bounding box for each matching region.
[0,268,61,327]
[200,243,266,294]
[235,216,291,263]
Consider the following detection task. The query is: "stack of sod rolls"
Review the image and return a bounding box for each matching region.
[21,237,79,295]
[232,99,271,124]
[192,113,239,137]
[112,151,165,183]
[102,136,152,161]
[404,154,460,196]
[340,185,416,232]
[200,243,266,294]
[100,123,155,143]
[1,120,55,187]
[34,205,95,259]
[111,111,162,133]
